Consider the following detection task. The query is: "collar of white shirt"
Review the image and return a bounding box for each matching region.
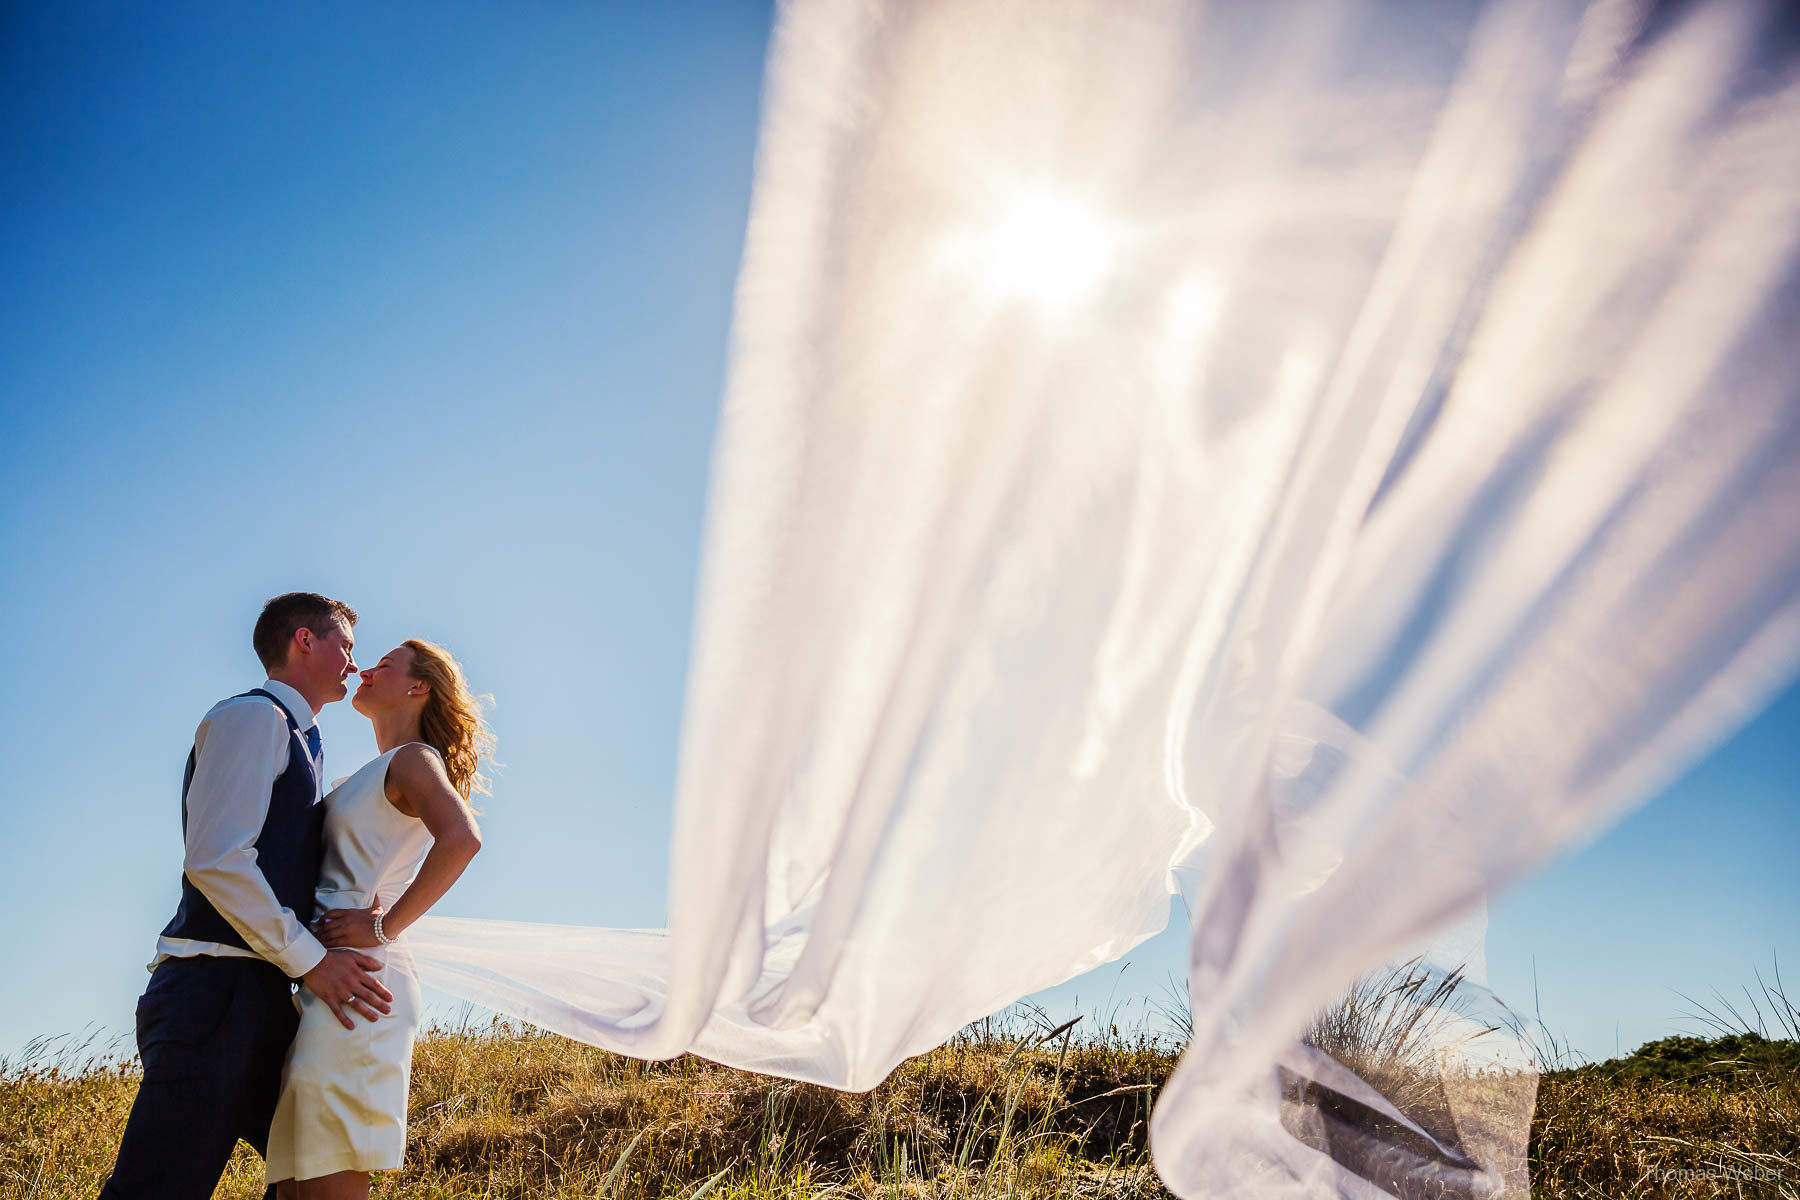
[258,678,319,733]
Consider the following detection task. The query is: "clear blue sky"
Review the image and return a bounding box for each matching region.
[3,3,1793,1067]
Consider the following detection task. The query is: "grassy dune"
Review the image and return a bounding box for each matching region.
[0,1014,1792,1200]
[4,1012,1795,1200]
[2,1015,1175,1200]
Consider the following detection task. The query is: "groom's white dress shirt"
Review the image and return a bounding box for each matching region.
[150,678,330,979]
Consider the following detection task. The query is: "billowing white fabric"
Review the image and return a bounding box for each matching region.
[409,1,1800,1195]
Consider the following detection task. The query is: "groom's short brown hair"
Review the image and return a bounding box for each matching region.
[254,592,359,671]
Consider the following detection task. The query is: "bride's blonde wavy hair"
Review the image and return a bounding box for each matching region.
[402,639,496,802]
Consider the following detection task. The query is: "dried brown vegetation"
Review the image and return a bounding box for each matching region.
[3,983,1793,1199]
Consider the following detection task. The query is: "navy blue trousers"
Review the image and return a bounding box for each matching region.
[99,955,299,1200]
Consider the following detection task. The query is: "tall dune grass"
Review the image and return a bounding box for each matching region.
[1529,958,1798,1198]
[3,964,1793,1199]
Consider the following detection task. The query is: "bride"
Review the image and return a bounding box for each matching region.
[266,638,492,1200]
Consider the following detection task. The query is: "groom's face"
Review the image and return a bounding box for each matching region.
[309,620,359,702]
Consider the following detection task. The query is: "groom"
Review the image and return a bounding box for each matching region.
[100,592,395,1200]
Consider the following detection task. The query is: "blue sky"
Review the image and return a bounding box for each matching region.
[2,3,1793,1067]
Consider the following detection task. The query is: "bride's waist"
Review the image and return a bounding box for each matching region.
[312,885,391,909]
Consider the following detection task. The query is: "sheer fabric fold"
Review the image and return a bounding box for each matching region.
[413,1,1800,1194]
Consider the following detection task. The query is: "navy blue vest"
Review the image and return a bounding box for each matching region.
[160,688,325,971]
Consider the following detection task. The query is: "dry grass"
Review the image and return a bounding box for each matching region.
[1529,959,1800,1199]
[391,1011,1176,1199]
[3,978,1793,1199]
[1530,1056,1797,1198]
[0,1029,271,1200]
[0,1011,1176,1200]
[1288,956,1799,1198]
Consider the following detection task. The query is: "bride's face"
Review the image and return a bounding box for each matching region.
[352,645,425,717]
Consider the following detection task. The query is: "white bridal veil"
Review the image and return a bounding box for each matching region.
[409,0,1800,1194]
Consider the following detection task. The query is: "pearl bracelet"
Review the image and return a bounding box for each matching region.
[373,910,395,945]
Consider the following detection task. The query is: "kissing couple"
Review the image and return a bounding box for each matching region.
[100,592,493,1200]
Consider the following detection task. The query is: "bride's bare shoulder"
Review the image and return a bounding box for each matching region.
[383,743,447,815]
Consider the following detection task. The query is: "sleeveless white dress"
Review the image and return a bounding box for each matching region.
[265,744,436,1182]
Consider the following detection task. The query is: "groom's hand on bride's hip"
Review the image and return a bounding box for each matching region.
[302,948,395,1029]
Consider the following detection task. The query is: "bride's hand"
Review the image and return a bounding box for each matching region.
[314,897,383,949]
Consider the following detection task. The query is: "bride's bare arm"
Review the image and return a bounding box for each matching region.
[315,745,482,948]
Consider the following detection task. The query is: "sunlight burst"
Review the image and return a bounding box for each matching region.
[964,192,1118,310]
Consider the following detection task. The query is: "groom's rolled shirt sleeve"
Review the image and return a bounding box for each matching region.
[182,698,328,979]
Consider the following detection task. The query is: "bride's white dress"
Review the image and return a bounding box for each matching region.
[265,745,436,1182]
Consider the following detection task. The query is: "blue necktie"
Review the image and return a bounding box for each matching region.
[305,725,323,789]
